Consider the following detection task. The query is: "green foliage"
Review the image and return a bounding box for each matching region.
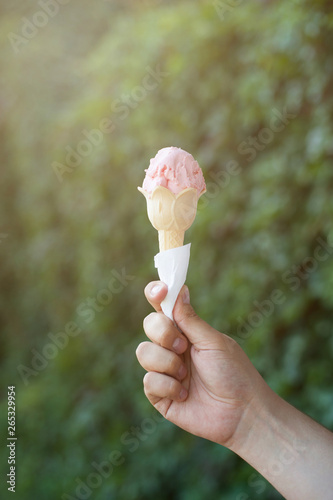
[1,0,333,499]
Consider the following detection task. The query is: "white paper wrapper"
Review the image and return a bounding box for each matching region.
[154,243,191,321]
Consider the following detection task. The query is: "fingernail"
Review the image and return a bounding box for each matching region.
[172,338,187,354]
[182,286,190,304]
[179,387,187,400]
[150,284,164,297]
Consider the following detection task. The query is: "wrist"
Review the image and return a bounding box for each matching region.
[226,381,329,500]
[227,377,277,457]
[222,369,333,500]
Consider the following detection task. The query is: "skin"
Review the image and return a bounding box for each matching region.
[136,282,333,500]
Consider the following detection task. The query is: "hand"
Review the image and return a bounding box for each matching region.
[136,282,268,449]
[137,282,333,499]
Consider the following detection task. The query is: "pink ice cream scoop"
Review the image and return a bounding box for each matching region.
[141,146,206,198]
[138,147,206,252]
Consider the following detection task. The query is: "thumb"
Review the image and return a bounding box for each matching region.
[173,286,227,350]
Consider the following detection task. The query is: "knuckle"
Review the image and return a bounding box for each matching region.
[143,371,152,388]
[158,317,174,345]
[186,306,198,320]
[143,312,157,332]
[143,380,150,398]
[176,308,198,330]
[135,342,148,360]
[143,282,152,297]
[224,335,240,354]
[166,354,179,375]
[169,378,180,397]
[144,312,174,346]
[159,325,171,346]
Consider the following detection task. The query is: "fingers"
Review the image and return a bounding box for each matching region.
[173,286,228,350]
[143,372,188,405]
[138,298,189,406]
[143,312,188,354]
[144,281,168,312]
[136,342,187,381]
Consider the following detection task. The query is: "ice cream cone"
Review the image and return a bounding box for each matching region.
[138,147,206,319]
[138,186,202,251]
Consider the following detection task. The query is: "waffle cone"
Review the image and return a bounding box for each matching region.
[158,229,184,252]
[138,186,204,252]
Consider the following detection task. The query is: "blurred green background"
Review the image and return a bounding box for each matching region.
[1,0,333,499]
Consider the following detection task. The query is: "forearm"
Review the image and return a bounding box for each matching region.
[230,385,333,500]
